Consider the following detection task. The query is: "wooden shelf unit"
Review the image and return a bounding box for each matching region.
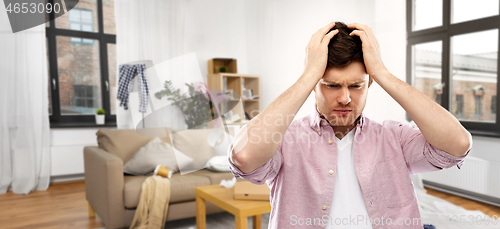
[207,73,261,125]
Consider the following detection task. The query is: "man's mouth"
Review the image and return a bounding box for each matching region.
[333,109,352,115]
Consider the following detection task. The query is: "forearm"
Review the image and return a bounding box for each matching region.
[375,70,472,157]
[230,73,319,173]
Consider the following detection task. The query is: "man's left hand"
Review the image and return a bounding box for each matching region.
[347,23,388,80]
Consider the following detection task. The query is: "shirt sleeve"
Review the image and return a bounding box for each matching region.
[227,141,284,185]
[397,122,470,175]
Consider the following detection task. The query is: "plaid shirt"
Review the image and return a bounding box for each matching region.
[117,64,149,113]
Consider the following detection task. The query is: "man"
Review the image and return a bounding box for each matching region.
[227,22,472,228]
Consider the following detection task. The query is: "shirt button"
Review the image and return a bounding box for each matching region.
[329,170,333,175]
[322,205,327,210]
[370,200,373,205]
[329,139,333,144]
[322,120,327,125]
[316,128,320,132]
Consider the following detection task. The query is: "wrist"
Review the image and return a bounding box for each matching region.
[298,72,323,89]
[370,68,391,83]
[301,71,323,81]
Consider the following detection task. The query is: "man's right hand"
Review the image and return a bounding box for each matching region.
[303,22,339,80]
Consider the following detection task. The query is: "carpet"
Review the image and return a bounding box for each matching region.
[95,212,270,229]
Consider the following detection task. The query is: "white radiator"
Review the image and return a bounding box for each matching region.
[421,156,500,200]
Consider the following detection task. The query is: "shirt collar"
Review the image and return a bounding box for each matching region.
[309,102,366,133]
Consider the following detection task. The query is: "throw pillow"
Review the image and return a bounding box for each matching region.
[204,155,231,172]
[170,129,216,172]
[96,128,172,164]
[123,137,179,175]
[207,129,234,156]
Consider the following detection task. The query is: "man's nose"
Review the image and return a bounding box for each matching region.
[337,87,351,105]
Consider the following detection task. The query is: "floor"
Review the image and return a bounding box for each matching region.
[0,180,499,229]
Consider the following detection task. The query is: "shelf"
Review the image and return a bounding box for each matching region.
[208,58,237,74]
[207,72,261,127]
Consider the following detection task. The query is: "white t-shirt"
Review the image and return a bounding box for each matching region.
[326,128,373,229]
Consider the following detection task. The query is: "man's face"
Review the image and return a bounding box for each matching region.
[313,61,371,127]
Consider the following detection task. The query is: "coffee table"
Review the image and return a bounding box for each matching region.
[195,181,271,229]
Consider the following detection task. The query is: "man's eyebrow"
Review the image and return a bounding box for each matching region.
[322,80,365,84]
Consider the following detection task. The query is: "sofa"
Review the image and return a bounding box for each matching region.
[83,127,238,229]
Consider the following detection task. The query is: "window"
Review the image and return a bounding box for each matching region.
[74,85,98,109]
[412,0,443,31]
[47,0,116,126]
[407,0,500,137]
[435,93,442,105]
[474,95,483,116]
[456,94,464,116]
[69,9,94,44]
[492,95,497,115]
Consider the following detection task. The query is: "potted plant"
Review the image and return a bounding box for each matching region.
[218,66,227,73]
[155,81,229,129]
[95,108,105,125]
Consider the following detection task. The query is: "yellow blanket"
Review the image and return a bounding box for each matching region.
[130,175,171,229]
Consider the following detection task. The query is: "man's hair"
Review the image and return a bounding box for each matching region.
[326,21,364,69]
[326,21,372,85]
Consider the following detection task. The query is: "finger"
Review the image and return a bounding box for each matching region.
[347,23,367,31]
[349,30,369,44]
[321,29,339,45]
[312,22,336,44]
[319,21,336,35]
[349,23,377,42]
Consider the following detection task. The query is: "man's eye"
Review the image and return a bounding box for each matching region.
[351,85,361,88]
[327,85,338,88]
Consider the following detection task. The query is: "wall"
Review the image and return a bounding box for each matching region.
[50,128,105,182]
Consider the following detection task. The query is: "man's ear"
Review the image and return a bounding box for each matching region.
[368,76,373,88]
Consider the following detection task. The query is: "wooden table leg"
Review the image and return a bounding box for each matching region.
[235,215,247,229]
[196,195,206,229]
[88,202,95,218]
[253,215,261,229]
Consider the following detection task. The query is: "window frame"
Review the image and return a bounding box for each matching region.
[406,0,500,137]
[47,0,116,127]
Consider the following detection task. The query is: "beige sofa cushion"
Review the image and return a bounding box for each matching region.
[170,129,216,171]
[96,128,172,164]
[188,169,236,185]
[123,169,241,209]
[123,138,180,175]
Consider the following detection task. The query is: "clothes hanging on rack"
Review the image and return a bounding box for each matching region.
[118,64,150,113]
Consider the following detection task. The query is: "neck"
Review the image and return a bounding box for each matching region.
[332,125,356,140]
[318,111,360,140]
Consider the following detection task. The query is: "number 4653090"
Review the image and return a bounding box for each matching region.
[6,2,61,14]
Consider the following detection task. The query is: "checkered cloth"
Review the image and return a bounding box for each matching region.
[117,64,149,113]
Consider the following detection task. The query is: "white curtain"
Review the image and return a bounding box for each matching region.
[0,9,51,194]
[115,0,188,130]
